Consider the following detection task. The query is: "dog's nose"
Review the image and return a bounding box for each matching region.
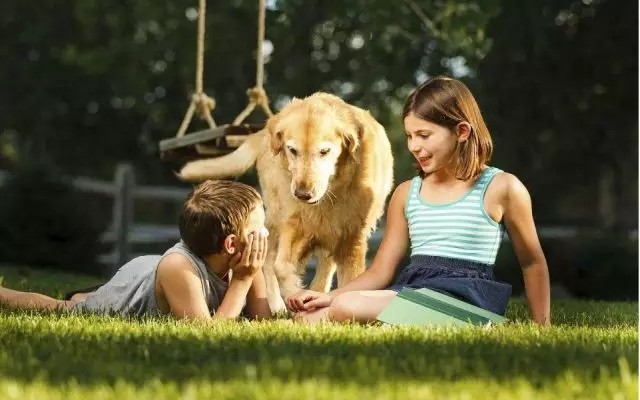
[294,189,313,201]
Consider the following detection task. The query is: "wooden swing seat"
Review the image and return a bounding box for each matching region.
[159,123,263,162]
[161,0,271,164]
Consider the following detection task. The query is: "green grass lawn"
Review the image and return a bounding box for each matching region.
[0,264,637,399]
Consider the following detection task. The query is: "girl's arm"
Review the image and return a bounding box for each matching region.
[500,174,551,325]
[287,181,411,311]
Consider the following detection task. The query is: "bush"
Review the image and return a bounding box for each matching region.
[569,235,638,301]
[0,164,109,275]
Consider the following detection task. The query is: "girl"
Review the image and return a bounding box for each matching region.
[286,76,551,325]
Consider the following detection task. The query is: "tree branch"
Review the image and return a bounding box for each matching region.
[402,0,435,32]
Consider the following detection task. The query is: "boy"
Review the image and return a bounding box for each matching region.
[0,180,272,321]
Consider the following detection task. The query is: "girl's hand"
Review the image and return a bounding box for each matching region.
[229,232,268,280]
[286,290,332,312]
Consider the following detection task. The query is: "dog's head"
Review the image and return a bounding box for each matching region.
[266,93,362,204]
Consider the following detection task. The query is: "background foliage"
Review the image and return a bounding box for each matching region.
[0,0,636,298]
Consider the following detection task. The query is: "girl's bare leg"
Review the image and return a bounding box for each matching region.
[294,306,331,323]
[0,287,73,310]
[295,290,397,324]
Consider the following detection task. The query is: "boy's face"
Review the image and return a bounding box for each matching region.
[220,204,268,258]
[238,205,267,249]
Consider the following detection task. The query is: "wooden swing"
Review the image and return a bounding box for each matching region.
[159,0,273,162]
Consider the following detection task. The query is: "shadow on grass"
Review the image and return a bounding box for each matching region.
[0,313,636,388]
[505,299,638,328]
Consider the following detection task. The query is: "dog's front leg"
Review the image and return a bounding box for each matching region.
[308,249,336,293]
[262,239,286,314]
[273,223,313,301]
[334,233,368,287]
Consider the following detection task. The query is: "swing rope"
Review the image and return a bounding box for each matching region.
[175,0,273,140]
[232,0,274,125]
[176,0,217,138]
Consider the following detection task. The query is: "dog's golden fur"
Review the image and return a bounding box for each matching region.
[179,93,394,311]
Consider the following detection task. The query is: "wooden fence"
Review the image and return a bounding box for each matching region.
[79,164,189,269]
[0,164,189,270]
[1,165,633,272]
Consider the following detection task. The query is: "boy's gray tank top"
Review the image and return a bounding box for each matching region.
[72,241,228,317]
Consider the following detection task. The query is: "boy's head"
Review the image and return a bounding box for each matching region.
[179,180,264,257]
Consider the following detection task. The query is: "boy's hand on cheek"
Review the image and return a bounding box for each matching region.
[229,231,268,280]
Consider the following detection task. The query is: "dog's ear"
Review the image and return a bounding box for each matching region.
[341,125,360,157]
[340,109,365,158]
[266,113,283,155]
[270,130,284,156]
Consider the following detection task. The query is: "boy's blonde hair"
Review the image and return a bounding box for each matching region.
[179,180,262,257]
[402,76,493,180]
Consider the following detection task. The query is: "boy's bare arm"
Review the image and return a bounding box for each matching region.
[156,254,212,320]
[157,232,268,321]
[157,255,256,321]
[244,270,271,319]
[224,230,270,319]
[211,276,254,319]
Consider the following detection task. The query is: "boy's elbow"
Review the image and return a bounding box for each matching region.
[210,312,238,321]
[251,311,271,321]
[248,301,274,320]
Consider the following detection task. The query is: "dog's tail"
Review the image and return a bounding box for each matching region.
[178,131,266,182]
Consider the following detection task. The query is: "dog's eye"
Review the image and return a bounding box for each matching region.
[287,146,298,156]
[319,148,331,156]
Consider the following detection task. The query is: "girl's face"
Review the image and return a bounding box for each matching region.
[404,112,460,175]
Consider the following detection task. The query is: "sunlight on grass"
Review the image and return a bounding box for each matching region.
[0,264,637,399]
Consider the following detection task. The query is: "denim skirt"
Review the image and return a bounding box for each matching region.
[387,255,512,315]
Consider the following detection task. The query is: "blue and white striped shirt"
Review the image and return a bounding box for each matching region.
[404,167,504,265]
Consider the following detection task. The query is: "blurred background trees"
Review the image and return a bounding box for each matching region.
[477,0,637,233]
[0,0,636,299]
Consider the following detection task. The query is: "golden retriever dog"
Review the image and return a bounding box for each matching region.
[179,93,394,312]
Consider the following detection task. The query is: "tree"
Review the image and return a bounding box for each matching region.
[476,0,637,230]
[0,0,498,184]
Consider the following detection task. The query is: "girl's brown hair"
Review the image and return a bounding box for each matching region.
[402,76,493,180]
[179,180,262,257]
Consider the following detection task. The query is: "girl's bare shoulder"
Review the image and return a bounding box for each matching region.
[391,179,414,202]
[489,171,530,202]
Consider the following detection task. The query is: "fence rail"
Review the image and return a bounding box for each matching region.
[72,174,190,200]
[0,165,189,270]
[0,166,635,270]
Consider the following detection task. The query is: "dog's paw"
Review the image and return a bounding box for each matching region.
[268,296,288,315]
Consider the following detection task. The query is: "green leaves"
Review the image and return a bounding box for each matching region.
[0,0,498,180]
[476,0,637,230]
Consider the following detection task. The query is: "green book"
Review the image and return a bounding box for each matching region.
[377,288,508,327]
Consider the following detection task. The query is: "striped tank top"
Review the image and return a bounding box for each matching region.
[404,167,504,265]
